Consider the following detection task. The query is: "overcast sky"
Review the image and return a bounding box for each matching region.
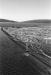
[0,0,51,21]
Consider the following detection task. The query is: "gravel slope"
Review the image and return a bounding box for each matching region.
[0,27,40,75]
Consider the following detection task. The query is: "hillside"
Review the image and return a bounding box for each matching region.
[21,19,51,23]
[0,19,51,28]
[0,19,16,22]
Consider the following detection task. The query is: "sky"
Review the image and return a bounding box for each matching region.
[0,0,51,21]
